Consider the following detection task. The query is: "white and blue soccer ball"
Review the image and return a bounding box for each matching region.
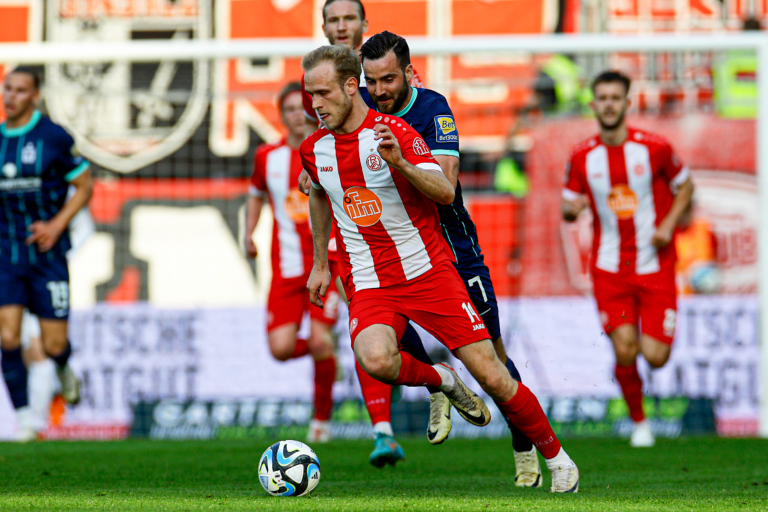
[258,440,321,497]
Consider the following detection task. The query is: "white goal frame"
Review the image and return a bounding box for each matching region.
[3,32,767,437]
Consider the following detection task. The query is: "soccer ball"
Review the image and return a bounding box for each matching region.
[258,440,321,497]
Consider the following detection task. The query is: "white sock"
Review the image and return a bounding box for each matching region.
[373,421,394,438]
[28,360,57,432]
[432,364,455,390]
[544,447,573,472]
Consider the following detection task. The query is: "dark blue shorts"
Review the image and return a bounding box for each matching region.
[0,256,70,319]
[456,265,500,341]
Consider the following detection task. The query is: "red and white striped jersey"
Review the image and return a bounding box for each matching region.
[301,109,449,296]
[563,128,689,275]
[250,139,313,281]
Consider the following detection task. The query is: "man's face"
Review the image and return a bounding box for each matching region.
[363,50,412,114]
[280,91,306,139]
[305,61,354,131]
[3,73,39,122]
[591,82,630,130]
[323,0,368,50]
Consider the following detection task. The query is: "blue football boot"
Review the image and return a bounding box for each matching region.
[368,433,405,468]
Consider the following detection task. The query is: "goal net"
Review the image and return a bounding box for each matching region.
[0,0,764,441]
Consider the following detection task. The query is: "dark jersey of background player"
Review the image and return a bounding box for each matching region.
[0,110,89,265]
[361,87,482,271]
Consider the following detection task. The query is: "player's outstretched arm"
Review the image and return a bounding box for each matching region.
[26,169,93,252]
[434,155,459,189]
[652,177,694,247]
[244,195,265,258]
[307,185,333,308]
[374,124,455,205]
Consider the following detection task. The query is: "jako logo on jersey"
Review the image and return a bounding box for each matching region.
[413,137,430,156]
[320,166,334,172]
[45,0,210,173]
[21,142,37,165]
[607,185,637,219]
[284,189,309,223]
[342,187,382,227]
[434,116,458,143]
[366,154,383,171]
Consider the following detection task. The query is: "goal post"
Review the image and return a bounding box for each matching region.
[1,32,765,438]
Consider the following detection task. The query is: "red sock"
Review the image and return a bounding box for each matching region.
[392,352,443,388]
[356,361,392,425]
[615,362,645,422]
[498,382,562,459]
[290,339,310,359]
[313,356,336,421]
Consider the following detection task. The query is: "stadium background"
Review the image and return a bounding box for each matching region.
[0,0,760,441]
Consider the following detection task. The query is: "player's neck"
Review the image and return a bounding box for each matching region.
[286,132,303,148]
[599,124,628,147]
[5,108,35,129]
[335,96,369,134]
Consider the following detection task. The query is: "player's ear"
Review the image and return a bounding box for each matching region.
[361,17,369,34]
[345,76,358,96]
[404,64,414,84]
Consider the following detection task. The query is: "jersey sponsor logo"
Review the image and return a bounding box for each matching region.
[2,162,18,178]
[320,166,334,172]
[365,154,383,171]
[413,137,430,156]
[284,189,309,223]
[607,185,638,219]
[0,177,42,192]
[21,142,37,165]
[434,115,458,143]
[342,187,382,227]
[44,0,210,173]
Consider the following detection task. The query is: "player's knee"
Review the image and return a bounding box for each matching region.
[0,327,21,350]
[307,334,334,360]
[475,365,513,400]
[645,352,669,369]
[360,352,398,383]
[269,344,293,362]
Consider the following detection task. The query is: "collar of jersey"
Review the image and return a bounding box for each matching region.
[1,110,42,138]
[391,87,418,118]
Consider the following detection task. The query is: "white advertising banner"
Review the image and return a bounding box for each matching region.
[0,296,759,439]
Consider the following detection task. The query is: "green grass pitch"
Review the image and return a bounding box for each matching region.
[0,437,766,511]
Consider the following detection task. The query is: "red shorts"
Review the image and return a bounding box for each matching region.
[592,268,678,344]
[347,261,490,352]
[267,264,340,332]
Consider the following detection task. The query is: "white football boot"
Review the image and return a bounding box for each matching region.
[306,419,331,443]
[426,392,452,445]
[549,459,579,493]
[630,420,655,447]
[434,363,491,427]
[514,447,542,487]
[56,364,81,405]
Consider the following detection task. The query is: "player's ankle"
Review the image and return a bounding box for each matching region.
[373,421,394,437]
[432,364,455,390]
[544,447,573,469]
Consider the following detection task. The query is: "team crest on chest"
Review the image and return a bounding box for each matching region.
[21,142,37,165]
[366,154,383,171]
[44,0,211,173]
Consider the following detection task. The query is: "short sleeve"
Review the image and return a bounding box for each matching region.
[562,152,585,200]
[249,148,268,198]
[301,75,319,123]
[424,98,459,158]
[56,129,89,182]
[299,139,323,189]
[659,141,689,193]
[397,125,442,173]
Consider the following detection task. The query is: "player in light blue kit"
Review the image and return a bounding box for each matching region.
[0,67,93,434]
